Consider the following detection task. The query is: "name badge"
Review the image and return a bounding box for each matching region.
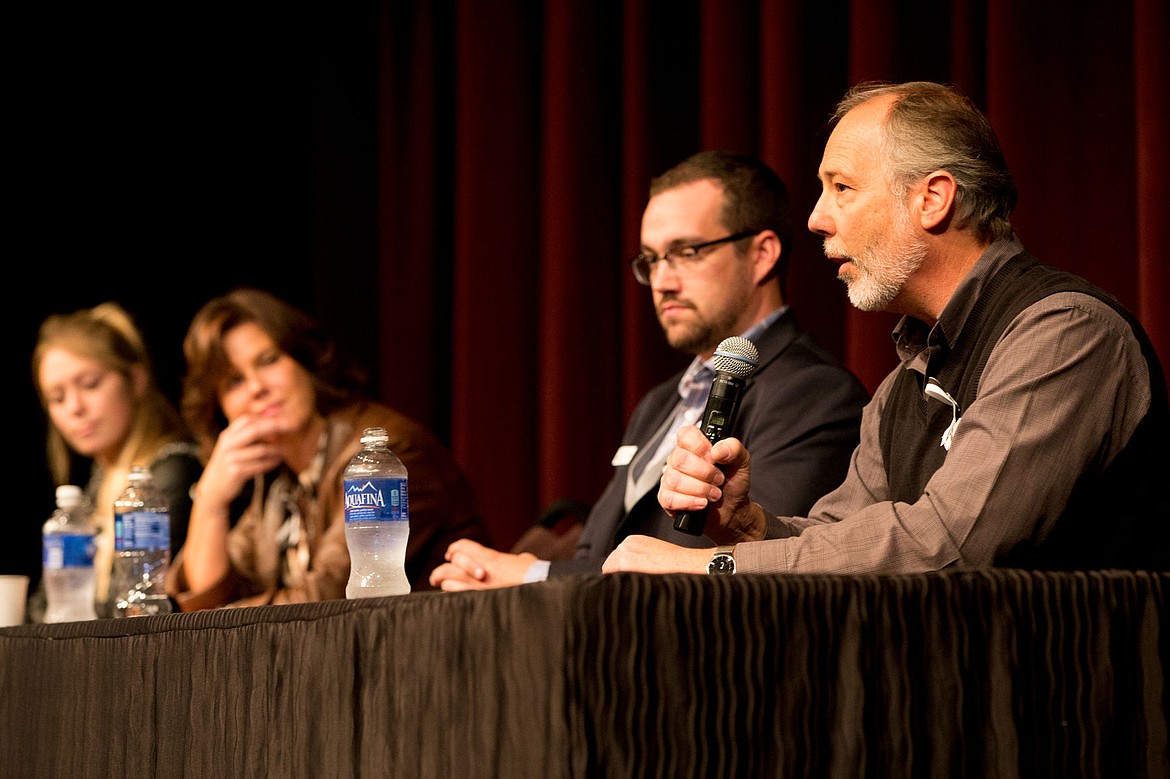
[611,445,638,466]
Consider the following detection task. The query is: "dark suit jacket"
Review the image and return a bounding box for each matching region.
[549,309,869,576]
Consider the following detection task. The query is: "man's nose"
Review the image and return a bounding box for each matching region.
[808,195,833,237]
[649,259,682,291]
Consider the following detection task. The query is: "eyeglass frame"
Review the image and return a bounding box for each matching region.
[629,229,760,285]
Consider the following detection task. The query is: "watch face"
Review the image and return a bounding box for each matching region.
[707,554,736,575]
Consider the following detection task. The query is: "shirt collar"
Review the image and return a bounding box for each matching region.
[892,236,1024,370]
[677,306,787,399]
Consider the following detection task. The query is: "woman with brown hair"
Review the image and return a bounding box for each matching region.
[168,287,488,609]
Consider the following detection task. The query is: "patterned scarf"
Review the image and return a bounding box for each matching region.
[272,431,327,588]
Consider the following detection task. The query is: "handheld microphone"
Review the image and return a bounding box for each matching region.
[673,336,760,536]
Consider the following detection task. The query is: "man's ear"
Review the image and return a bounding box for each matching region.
[918,170,957,231]
[750,230,781,285]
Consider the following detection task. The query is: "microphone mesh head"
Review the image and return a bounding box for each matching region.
[712,336,759,379]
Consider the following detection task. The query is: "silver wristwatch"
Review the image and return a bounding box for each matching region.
[707,545,736,575]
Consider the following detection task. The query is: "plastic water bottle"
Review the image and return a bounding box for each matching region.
[111,466,173,617]
[343,426,410,598]
[42,485,98,623]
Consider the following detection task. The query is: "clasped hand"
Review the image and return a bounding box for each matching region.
[429,539,537,591]
[199,414,289,508]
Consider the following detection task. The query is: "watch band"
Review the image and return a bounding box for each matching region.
[707,545,736,576]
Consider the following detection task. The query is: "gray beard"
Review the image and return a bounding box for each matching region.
[827,221,928,313]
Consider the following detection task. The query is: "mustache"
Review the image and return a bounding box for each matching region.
[656,294,695,314]
[822,238,851,261]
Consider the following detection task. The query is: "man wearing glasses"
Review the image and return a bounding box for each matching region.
[430,150,868,589]
[607,83,1169,577]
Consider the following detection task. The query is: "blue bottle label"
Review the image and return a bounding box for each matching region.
[43,534,97,569]
[113,511,171,551]
[343,477,409,523]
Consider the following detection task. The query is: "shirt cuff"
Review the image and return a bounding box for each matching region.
[523,559,551,583]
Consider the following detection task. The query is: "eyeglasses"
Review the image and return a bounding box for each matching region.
[629,230,759,285]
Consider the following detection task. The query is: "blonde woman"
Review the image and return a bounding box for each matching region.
[32,302,202,619]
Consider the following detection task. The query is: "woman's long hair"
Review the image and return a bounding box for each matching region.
[181,288,367,462]
[32,302,190,599]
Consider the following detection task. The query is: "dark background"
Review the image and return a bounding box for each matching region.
[10,7,355,587]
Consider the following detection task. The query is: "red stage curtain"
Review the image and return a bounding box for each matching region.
[371,0,1168,549]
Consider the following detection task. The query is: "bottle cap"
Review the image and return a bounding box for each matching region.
[55,485,83,508]
[360,427,389,445]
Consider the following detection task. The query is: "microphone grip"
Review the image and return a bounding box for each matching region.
[672,372,746,536]
[672,507,707,535]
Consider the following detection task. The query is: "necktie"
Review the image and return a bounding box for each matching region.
[625,366,713,510]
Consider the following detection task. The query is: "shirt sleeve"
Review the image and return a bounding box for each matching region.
[149,451,203,559]
[736,293,1151,573]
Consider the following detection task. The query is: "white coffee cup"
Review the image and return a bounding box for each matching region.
[0,575,30,627]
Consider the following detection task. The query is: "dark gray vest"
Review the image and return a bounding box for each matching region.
[879,252,1169,570]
